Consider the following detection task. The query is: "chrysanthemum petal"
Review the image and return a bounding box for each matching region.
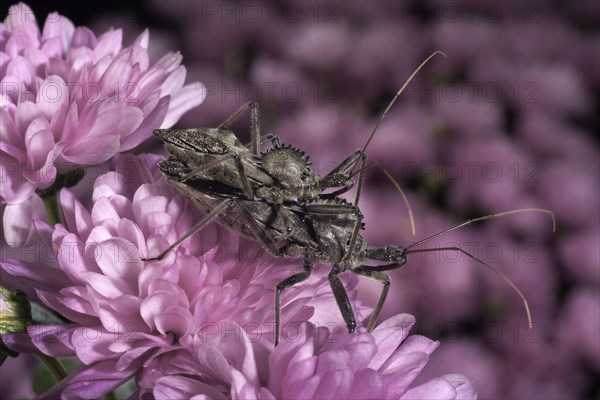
[37,75,68,120]
[36,289,98,324]
[7,56,35,83]
[0,152,36,203]
[313,369,353,398]
[0,259,69,301]
[383,352,431,397]
[0,107,20,147]
[46,360,136,400]
[70,26,97,49]
[61,135,121,164]
[40,36,62,59]
[231,369,261,400]
[93,29,122,60]
[3,325,75,357]
[349,369,386,399]
[2,193,46,245]
[42,12,74,45]
[154,307,194,337]
[85,271,131,298]
[60,188,93,238]
[197,345,233,383]
[369,313,415,370]
[5,3,37,30]
[443,374,477,400]
[400,376,457,400]
[120,95,170,151]
[161,82,206,128]
[153,375,228,400]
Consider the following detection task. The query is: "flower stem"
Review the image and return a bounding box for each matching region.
[42,192,63,226]
[104,391,118,400]
[34,353,67,383]
[38,167,84,226]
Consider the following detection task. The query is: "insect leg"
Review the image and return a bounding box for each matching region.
[353,152,368,206]
[338,210,364,266]
[364,246,408,269]
[218,102,263,156]
[328,266,356,334]
[179,152,236,182]
[232,154,255,199]
[351,266,394,332]
[249,101,261,156]
[142,199,233,262]
[318,151,366,197]
[302,203,359,216]
[236,202,284,257]
[275,259,314,346]
[302,202,367,340]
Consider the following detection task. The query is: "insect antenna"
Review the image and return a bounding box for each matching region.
[219,102,252,128]
[349,161,417,236]
[346,50,446,241]
[361,50,447,155]
[405,208,556,251]
[404,245,534,328]
[402,208,555,328]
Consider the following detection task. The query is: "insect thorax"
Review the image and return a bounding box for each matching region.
[260,146,319,200]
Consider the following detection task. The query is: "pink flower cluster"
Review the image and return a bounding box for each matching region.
[2,154,475,399]
[152,318,475,399]
[0,3,205,245]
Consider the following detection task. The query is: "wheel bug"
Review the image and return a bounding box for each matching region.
[144,52,450,262]
[149,157,555,345]
[142,51,451,262]
[143,51,556,345]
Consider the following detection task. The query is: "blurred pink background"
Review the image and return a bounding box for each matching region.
[2,1,598,398]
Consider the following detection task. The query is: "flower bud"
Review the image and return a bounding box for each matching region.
[0,287,32,334]
[1,287,32,364]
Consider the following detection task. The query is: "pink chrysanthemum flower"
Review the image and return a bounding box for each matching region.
[1,154,476,399]
[0,3,205,244]
[150,316,476,399]
[1,153,366,398]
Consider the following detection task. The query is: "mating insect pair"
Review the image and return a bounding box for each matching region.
[143,51,555,345]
